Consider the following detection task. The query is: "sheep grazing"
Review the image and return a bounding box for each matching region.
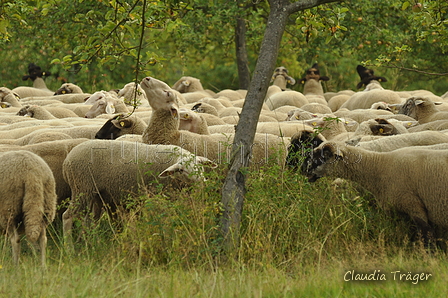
[140,76,289,167]
[355,64,388,90]
[62,140,216,245]
[398,96,448,123]
[172,76,205,93]
[95,113,148,139]
[301,141,448,244]
[12,63,54,98]
[271,66,296,90]
[285,130,327,170]
[54,83,84,95]
[0,150,57,266]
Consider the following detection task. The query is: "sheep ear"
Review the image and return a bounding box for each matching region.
[319,76,330,82]
[158,164,182,178]
[113,118,131,128]
[434,102,443,105]
[106,101,116,114]
[300,78,307,84]
[415,100,425,106]
[286,76,296,85]
[322,143,343,160]
[195,156,218,168]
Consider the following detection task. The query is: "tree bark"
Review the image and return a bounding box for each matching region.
[220,0,343,256]
[235,18,251,90]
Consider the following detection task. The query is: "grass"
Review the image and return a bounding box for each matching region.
[0,162,447,297]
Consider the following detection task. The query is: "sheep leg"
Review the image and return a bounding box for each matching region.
[9,228,21,265]
[411,216,436,246]
[38,228,47,268]
[62,208,74,251]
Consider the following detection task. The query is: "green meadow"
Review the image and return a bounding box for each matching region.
[0,163,446,297]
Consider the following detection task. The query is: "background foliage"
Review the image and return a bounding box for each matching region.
[0,0,446,94]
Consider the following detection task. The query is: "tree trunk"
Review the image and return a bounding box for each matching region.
[221,0,290,256]
[235,18,251,90]
[220,0,343,257]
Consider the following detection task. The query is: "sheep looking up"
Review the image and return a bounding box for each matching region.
[271,66,296,90]
[355,65,388,90]
[117,82,149,107]
[140,76,290,167]
[0,150,57,266]
[299,63,329,98]
[12,63,54,98]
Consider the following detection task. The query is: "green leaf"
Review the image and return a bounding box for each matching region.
[402,1,410,11]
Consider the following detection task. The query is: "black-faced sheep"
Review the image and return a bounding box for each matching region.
[299,63,329,105]
[355,65,388,90]
[301,141,448,243]
[12,63,54,98]
[0,150,57,266]
[95,113,147,139]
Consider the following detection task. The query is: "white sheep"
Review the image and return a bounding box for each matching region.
[408,119,448,133]
[0,87,22,108]
[61,140,216,245]
[16,105,80,119]
[178,109,210,135]
[84,91,130,118]
[140,76,289,167]
[398,96,448,123]
[327,93,351,112]
[117,82,149,106]
[265,90,309,111]
[54,83,84,95]
[271,66,296,90]
[213,89,244,101]
[352,130,448,152]
[302,141,448,243]
[0,150,56,266]
[340,89,403,110]
[172,76,205,93]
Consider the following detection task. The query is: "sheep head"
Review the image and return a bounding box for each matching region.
[95,114,134,139]
[271,66,296,90]
[22,63,51,81]
[159,155,217,182]
[299,63,330,84]
[356,65,387,89]
[301,142,344,182]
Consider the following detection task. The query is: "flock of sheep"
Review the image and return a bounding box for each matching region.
[1,62,448,266]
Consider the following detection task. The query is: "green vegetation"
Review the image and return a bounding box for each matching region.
[0,163,446,297]
[0,0,446,94]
